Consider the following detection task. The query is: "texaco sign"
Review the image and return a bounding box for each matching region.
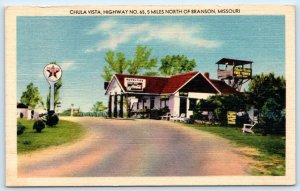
[43,63,62,83]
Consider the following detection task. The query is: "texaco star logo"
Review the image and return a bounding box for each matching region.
[47,65,60,78]
[43,63,62,83]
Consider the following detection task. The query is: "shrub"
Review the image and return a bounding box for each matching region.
[261,98,285,134]
[17,122,25,135]
[33,120,45,133]
[46,113,59,127]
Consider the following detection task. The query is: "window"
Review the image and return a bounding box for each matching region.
[189,99,197,111]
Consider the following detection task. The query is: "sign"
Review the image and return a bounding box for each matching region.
[124,78,146,91]
[43,63,62,83]
[43,63,62,111]
[227,111,237,125]
[233,67,251,78]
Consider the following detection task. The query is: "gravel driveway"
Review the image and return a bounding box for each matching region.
[18,117,253,177]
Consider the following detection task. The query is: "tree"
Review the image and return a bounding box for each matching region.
[20,83,43,109]
[127,45,157,75]
[193,94,248,125]
[248,73,285,111]
[46,78,62,111]
[159,55,197,76]
[101,51,129,81]
[260,98,285,134]
[101,45,158,80]
[143,71,159,76]
[91,101,107,112]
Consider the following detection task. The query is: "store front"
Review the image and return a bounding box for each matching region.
[105,71,239,119]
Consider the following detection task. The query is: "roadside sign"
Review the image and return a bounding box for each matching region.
[43,63,62,111]
[43,63,62,83]
[227,111,237,125]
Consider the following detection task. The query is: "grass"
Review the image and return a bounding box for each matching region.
[17,118,87,154]
[187,124,285,176]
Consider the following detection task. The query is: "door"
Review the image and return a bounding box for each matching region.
[179,97,187,115]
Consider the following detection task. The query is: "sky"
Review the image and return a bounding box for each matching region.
[17,15,285,112]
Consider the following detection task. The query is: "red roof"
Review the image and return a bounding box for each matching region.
[111,72,239,94]
[209,79,241,94]
[115,74,168,94]
[161,72,199,94]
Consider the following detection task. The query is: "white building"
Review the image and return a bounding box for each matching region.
[105,71,240,118]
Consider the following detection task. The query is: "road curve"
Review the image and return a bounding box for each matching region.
[18,117,253,177]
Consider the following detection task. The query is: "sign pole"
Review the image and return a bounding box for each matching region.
[43,63,62,112]
[50,82,55,111]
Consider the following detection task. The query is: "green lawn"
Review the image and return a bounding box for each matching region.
[187,124,285,176]
[17,119,87,153]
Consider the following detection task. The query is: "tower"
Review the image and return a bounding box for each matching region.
[216,58,253,91]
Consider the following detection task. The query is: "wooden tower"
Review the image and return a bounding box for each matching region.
[216,58,253,91]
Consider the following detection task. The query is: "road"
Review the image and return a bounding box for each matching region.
[18,117,253,177]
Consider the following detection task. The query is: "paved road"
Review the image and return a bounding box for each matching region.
[18,117,253,177]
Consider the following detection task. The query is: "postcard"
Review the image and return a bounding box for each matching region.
[5,5,295,186]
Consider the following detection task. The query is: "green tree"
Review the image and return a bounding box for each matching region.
[101,51,129,81]
[101,45,158,80]
[20,83,43,109]
[127,45,157,75]
[101,66,113,81]
[91,101,107,112]
[261,98,285,134]
[159,55,197,76]
[46,78,62,111]
[143,71,159,76]
[248,73,285,110]
[193,94,248,125]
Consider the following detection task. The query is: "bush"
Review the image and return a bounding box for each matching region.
[33,120,45,133]
[46,112,59,127]
[17,122,25,135]
[261,98,285,134]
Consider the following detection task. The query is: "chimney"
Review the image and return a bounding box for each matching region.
[204,72,210,79]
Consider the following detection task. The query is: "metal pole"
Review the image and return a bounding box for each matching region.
[50,82,55,111]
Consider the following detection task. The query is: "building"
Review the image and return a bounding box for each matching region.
[17,103,29,119]
[17,103,47,119]
[105,70,240,118]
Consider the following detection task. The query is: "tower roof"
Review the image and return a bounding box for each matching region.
[216,58,253,66]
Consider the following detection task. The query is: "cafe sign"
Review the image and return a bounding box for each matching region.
[124,78,146,91]
[233,66,252,78]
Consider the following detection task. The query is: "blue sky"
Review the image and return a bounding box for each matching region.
[17,16,285,111]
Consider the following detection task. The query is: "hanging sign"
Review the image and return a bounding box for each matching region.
[233,66,252,78]
[124,78,146,91]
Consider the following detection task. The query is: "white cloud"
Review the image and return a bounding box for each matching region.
[60,60,76,70]
[88,19,118,34]
[86,19,222,52]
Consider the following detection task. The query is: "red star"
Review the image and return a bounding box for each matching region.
[47,65,60,78]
